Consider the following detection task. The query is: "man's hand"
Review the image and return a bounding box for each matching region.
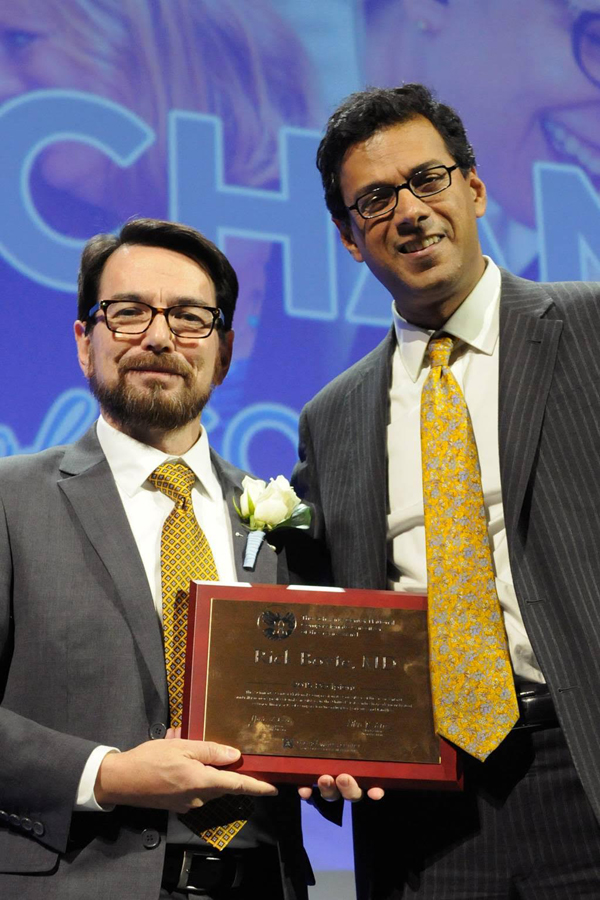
[298,774,384,802]
[94,739,278,812]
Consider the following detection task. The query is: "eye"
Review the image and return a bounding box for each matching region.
[110,304,146,319]
[1,28,41,53]
[170,307,207,324]
[412,169,446,192]
[359,187,395,214]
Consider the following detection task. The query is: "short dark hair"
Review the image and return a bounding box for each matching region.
[317,83,476,223]
[78,218,238,332]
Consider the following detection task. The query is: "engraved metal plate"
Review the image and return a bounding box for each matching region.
[183,584,461,789]
[205,599,438,764]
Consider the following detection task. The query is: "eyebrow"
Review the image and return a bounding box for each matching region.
[105,293,212,307]
[352,159,447,199]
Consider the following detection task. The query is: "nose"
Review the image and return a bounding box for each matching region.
[0,30,37,100]
[393,188,432,230]
[139,310,175,352]
[0,56,27,102]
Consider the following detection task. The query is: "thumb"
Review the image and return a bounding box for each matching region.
[188,740,241,766]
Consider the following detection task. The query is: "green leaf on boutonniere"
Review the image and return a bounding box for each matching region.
[272,502,311,531]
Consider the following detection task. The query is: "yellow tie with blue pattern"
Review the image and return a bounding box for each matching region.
[148,461,251,849]
[420,336,518,761]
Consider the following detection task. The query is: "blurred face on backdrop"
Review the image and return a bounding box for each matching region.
[0,0,139,219]
[336,116,487,328]
[0,0,317,366]
[365,0,600,227]
[74,244,233,447]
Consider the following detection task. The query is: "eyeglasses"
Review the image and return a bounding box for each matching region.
[88,299,223,338]
[347,164,460,220]
[573,10,600,88]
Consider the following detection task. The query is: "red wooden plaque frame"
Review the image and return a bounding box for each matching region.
[182,583,461,790]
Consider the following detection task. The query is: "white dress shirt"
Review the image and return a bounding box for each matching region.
[387,257,544,684]
[96,415,237,608]
[76,417,270,847]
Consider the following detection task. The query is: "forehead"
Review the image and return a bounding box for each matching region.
[339,116,453,196]
[99,244,216,303]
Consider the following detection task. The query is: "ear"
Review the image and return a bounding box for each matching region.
[333,217,365,264]
[467,167,487,219]
[214,329,234,385]
[74,320,92,377]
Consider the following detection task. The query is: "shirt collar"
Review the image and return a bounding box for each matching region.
[96,416,222,502]
[392,256,501,383]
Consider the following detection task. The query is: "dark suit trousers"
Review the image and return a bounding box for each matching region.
[354,726,600,900]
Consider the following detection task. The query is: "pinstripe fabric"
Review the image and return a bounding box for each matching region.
[293,269,600,898]
[295,336,391,591]
[353,726,600,899]
[498,273,600,827]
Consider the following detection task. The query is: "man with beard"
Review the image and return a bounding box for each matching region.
[0,218,322,900]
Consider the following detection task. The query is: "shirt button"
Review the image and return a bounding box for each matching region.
[149,723,167,740]
[142,828,161,849]
[32,821,45,837]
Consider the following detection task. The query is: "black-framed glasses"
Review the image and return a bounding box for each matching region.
[88,299,223,338]
[347,164,460,220]
[573,11,600,89]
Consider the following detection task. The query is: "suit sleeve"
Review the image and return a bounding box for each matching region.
[0,493,99,855]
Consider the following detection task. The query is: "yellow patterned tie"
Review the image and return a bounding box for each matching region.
[148,461,251,849]
[420,336,518,761]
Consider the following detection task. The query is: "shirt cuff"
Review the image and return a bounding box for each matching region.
[75,746,120,811]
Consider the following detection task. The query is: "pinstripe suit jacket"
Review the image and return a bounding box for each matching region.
[294,268,600,827]
[0,424,318,900]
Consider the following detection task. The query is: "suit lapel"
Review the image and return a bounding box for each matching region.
[498,271,563,538]
[341,332,392,589]
[210,451,279,585]
[58,428,168,710]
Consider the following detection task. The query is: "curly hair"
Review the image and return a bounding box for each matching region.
[317,83,476,223]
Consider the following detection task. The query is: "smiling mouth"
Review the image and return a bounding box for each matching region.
[543,117,600,179]
[129,367,180,375]
[399,235,443,254]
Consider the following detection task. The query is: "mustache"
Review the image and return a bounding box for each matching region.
[118,354,192,378]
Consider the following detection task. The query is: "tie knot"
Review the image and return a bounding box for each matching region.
[428,335,454,369]
[148,461,195,505]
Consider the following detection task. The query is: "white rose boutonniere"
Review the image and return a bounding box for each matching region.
[235,475,311,569]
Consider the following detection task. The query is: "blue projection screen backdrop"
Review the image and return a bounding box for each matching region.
[1,1,599,894]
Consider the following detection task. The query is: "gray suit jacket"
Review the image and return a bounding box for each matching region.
[294,268,600,827]
[0,425,316,899]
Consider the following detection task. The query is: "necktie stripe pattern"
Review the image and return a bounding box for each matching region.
[420,336,518,761]
[148,461,251,849]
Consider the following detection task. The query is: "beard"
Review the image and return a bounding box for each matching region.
[88,352,215,436]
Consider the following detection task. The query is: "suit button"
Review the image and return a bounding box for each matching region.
[142,828,161,849]
[32,821,45,837]
[149,723,167,740]
[21,817,33,832]
[0,810,8,823]
[8,814,20,829]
